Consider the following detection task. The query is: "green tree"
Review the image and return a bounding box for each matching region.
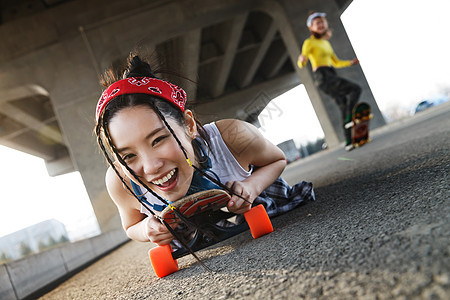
[0,252,11,263]
[19,242,33,257]
[47,236,57,247]
[38,240,48,251]
[58,235,69,244]
[300,138,326,157]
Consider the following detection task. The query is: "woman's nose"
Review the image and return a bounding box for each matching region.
[142,155,164,176]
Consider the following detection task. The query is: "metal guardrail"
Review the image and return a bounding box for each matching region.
[0,229,129,300]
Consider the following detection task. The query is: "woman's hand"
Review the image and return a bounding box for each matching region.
[351,58,359,65]
[142,215,177,246]
[226,180,257,214]
[298,55,307,65]
[216,119,286,215]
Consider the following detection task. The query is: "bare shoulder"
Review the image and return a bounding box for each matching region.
[215,119,262,153]
[215,119,261,142]
[215,119,284,167]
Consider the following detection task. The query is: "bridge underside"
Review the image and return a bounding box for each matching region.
[0,0,384,231]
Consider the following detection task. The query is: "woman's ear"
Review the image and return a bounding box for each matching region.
[184,109,197,138]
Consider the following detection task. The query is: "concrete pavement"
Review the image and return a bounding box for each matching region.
[40,102,449,299]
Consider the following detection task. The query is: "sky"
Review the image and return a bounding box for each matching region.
[0,146,100,239]
[1,0,449,240]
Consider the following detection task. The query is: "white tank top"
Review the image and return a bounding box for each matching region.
[140,122,252,215]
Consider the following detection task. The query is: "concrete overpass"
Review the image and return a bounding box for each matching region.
[0,0,385,232]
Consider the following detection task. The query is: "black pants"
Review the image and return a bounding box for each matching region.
[314,67,361,144]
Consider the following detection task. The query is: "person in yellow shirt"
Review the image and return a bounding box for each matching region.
[298,12,361,151]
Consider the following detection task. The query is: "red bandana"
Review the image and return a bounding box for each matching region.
[96,77,186,121]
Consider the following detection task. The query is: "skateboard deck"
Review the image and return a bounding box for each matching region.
[160,189,232,225]
[150,189,273,277]
[345,102,372,148]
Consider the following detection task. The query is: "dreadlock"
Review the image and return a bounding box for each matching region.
[95,54,218,270]
[97,111,212,271]
[94,55,252,270]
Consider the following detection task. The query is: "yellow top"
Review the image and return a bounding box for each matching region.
[298,36,352,70]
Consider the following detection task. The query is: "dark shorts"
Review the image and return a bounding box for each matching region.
[314,67,362,142]
[313,67,361,107]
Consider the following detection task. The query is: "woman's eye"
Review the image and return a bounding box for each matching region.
[122,153,135,161]
[152,135,168,146]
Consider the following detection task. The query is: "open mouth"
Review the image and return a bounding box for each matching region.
[151,168,178,191]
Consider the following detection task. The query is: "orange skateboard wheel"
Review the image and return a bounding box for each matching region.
[244,204,273,239]
[149,244,179,278]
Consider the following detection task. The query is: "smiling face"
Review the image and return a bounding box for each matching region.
[108,105,197,201]
[309,16,328,35]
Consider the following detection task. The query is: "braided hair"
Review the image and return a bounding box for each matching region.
[95,55,219,268]
[96,55,253,264]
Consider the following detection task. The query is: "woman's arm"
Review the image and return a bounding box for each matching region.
[297,39,311,68]
[297,54,308,68]
[330,50,354,68]
[216,119,287,214]
[105,167,175,245]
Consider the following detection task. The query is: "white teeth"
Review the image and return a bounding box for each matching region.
[152,169,175,185]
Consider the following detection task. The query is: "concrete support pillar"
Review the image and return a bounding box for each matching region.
[47,37,123,232]
[156,29,202,101]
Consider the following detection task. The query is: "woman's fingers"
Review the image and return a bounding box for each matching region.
[152,232,175,246]
[226,181,252,213]
[144,216,175,246]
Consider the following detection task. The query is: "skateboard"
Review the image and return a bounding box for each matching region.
[345,102,373,148]
[148,189,273,278]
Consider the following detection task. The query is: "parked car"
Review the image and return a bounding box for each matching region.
[415,100,434,114]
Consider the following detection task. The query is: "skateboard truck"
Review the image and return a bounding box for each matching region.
[148,190,274,278]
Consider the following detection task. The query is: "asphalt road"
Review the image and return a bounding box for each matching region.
[41,102,449,300]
